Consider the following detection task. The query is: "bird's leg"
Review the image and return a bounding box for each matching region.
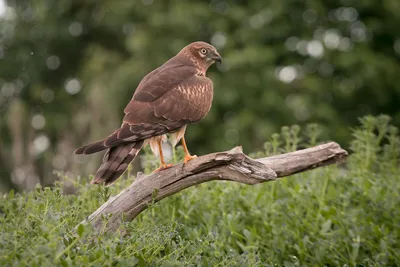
[153,140,173,173]
[181,136,197,164]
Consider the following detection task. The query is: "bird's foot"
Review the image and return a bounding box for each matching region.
[184,154,197,164]
[152,163,174,173]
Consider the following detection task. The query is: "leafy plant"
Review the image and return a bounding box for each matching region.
[0,116,399,266]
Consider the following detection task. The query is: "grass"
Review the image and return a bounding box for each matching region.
[0,115,399,266]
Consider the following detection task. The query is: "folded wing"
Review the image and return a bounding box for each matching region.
[75,63,213,155]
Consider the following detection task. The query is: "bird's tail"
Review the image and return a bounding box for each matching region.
[91,141,144,186]
[74,140,108,155]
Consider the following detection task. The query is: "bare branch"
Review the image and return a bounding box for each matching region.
[80,142,347,233]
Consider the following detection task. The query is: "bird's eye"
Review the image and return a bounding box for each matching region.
[200,48,207,54]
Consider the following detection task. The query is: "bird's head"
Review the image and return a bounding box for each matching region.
[179,41,222,71]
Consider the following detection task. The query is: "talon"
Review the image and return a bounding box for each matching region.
[181,136,197,164]
[184,154,197,164]
[152,139,173,173]
[152,163,174,173]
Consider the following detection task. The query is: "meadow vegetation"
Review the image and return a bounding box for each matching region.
[1,115,399,266]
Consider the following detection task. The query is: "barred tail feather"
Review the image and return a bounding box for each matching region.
[91,141,144,186]
[74,140,108,155]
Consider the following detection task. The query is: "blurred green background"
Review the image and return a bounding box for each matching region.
[0,0,399,192]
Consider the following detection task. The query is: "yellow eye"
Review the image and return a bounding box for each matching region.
[200,48,207,54]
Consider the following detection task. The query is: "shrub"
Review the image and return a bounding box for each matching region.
[1,115,399,266]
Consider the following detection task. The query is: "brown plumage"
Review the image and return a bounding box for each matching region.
[75,41,222,186]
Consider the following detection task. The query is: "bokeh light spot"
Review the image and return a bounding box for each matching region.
[41,89,54,103]
[65,78,81,95]
[211,32,227,48]
[307,40,324,58]
[68,21,83,37]
[46,55,60,70]
[31,114,46,130]
[277,66,297,84]
[33,134,50,155]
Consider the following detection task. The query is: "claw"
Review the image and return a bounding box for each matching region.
[152,163,174,173]
[184,154,197,164]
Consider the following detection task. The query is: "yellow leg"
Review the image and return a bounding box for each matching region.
[153,140,173,172]
[181,136,197,164]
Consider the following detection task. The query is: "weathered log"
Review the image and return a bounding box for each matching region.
[80,142,347,232]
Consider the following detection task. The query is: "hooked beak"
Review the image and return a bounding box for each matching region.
[212,52,222,63]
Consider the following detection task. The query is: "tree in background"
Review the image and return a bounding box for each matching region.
[0,0,399,191]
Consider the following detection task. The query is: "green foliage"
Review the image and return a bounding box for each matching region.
[1,116,399,266]
[1,0,400,190]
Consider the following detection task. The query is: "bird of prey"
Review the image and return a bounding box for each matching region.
[75,41,222,186]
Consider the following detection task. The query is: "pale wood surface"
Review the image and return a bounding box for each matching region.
[80,142,348,232]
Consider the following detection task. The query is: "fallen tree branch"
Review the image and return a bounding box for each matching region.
[80,142,347,233]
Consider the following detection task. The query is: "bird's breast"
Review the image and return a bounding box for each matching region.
[174,75,214,122]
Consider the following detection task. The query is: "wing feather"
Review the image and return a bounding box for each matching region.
[117,65,213,146]
[76,59,214,154]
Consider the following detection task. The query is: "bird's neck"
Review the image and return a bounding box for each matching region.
[177,50,210,76]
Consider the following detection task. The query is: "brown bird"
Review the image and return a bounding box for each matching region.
[75,41,222,186]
